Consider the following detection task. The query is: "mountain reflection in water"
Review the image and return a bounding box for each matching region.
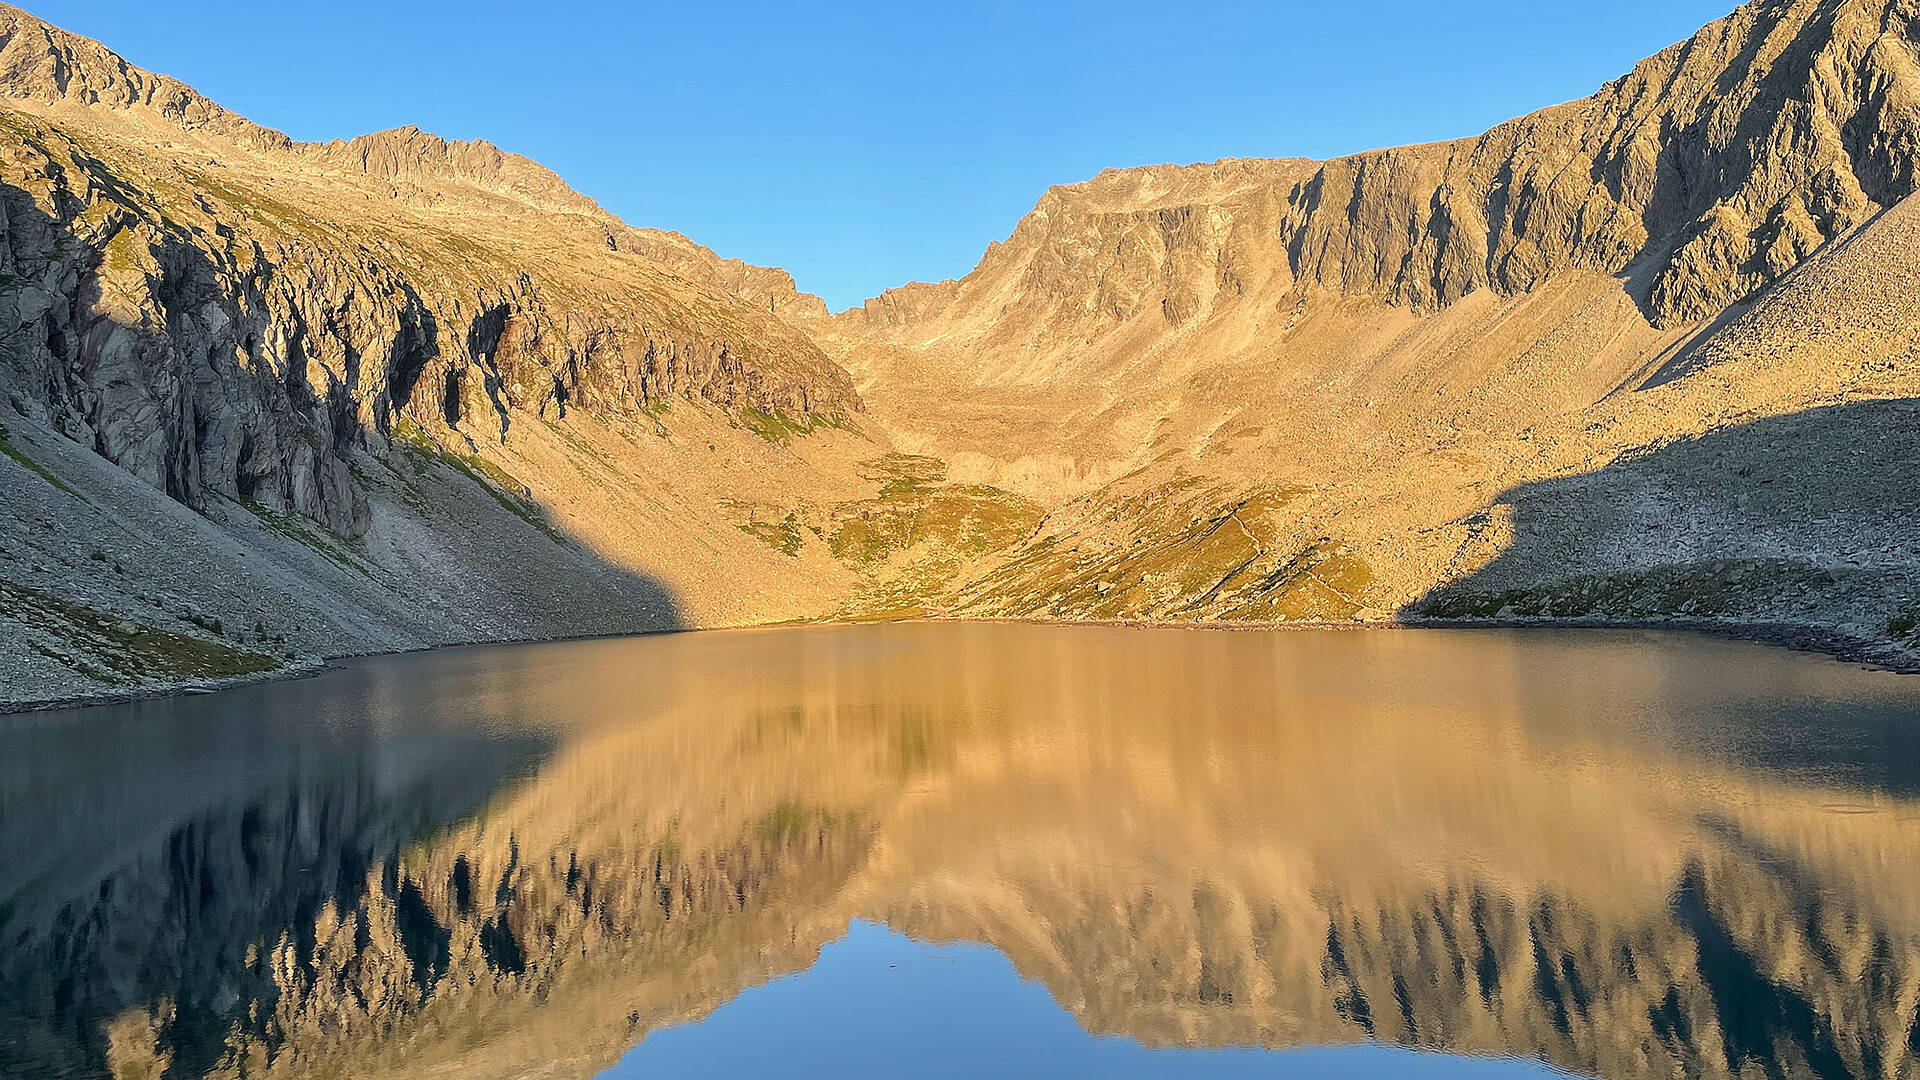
[3,624,1919,1079]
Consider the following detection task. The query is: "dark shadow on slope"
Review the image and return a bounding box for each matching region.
[0,156,705,1069]
[370,424,690,640]
[1405,398,1920,792]
[1627,287,1760,391]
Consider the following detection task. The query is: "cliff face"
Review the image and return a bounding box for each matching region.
[0,6,859,536]
[1287,0,1920,324]
[0,7,282,149]
[10,0,1920,709]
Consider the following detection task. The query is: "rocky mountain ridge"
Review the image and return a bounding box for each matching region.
[0,7,823,315]
[840,0,1920,338]
[805,0,1920,669]
[0,1,913,707]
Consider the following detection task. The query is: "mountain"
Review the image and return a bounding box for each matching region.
[813,0,1920,654]
[5,0,1920,709]
[0,4,1029,707]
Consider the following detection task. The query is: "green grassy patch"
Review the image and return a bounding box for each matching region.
[954,486,1370,623]
[102,227,145,273]
[435,230,495,264]
[237,497,382,581]
[740,515,806,558]
[1,579,279,684]
[177,167,335,241]
[1421,558,1820,620]
[0,424,83,499]
[740,406,809,445]
[1221,543,1373,621]
[861,452,947,492]
[737,406,852,445]
[757,801,815,844]
[823,458,1044,621]
[825,484,1040,567]
[540,416,619,471]
[1890,608,1918,639]
[821,454,1036,570]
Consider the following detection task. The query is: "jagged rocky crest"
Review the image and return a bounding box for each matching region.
[800,0,1920,671]
[848,0,1920,334]
[0,5,282,149]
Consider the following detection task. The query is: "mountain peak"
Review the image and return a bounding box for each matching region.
[0,2,291,151]
[0,7,606,218]
[303,124,603,215]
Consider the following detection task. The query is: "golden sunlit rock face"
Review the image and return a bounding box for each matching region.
[5,624,1920,1078]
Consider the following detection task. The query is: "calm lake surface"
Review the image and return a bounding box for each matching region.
[4,624,1920,1079]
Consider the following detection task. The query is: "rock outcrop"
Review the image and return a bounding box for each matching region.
[0,0,858,532]
[0,3,896,708]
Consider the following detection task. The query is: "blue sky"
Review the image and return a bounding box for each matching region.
[34,1,1733,310]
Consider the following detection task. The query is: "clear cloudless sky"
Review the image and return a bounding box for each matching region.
[32,0,1734,310]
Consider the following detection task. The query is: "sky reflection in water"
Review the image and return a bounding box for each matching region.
[610,920,1570,1078]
